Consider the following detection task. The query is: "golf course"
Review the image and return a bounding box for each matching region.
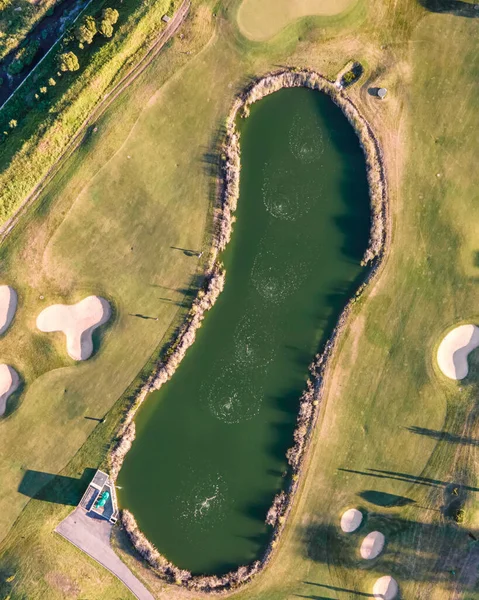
[0,0,478,599]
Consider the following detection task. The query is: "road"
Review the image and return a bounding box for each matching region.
[56,507,155,600]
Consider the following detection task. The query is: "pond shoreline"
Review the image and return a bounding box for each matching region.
[109,68,389,594]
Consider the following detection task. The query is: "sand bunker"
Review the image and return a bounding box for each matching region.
[36,296,111,361]
[437,324,479,380]
[360,531,385,559]
[0,365,20,416]
[340,508,363,532]
[0,285,17,335]
[373,575,399,600]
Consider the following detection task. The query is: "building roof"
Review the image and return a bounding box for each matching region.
[91,470,109,490]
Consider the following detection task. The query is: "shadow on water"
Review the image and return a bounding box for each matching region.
[418,0,479,16]
[17,468,96,505]
[311,93,371,264]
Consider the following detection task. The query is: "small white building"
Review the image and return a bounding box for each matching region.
[79,470,119,524]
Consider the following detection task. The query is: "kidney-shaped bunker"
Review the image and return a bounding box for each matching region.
[437,323,479,380]
[0,364,20,416]
[37,296,111,361]
[0,285,17,335]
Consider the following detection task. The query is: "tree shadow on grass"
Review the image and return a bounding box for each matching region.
[294,595,340,599]
[18,467,96,506]
[358,490,416,507]
[301,515,479,593]
[303,581,372,597]
[338,467,479,492]
[406,425,479,446]
[418,0,479,17]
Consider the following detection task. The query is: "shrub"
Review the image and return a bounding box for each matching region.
[99,8,119,38]
[102,7,119,24]
[58,51,80,72]
[343,71,356,84]
[99,20,114,38]
[75,15,97,45]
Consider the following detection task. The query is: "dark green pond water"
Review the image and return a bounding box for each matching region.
[118,87,371,574]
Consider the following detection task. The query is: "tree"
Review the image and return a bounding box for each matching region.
[99,19,113,38]
[48,77,56,86]
[75,15,97,44]
[8,119,17,129]
[102,7,119,24]
[59,51,80,72]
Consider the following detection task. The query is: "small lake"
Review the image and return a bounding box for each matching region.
[118,86,371,574]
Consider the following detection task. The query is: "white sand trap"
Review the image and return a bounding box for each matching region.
[373,575,399,600]
[0,285,17,335]
[340,508,363,532]
[0,364,20,416]
[37,296,111,361]
[360,531,385,559]
[437,324,479,380]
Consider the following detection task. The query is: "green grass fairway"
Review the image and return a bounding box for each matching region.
[0,0,215,554]
[0,0,478,598]
[236,0,356,41]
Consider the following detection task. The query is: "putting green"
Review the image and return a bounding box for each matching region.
[236,0,356,41]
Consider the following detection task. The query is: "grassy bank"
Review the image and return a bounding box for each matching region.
[0,0,478,598]
[0,0,62,61]
[0,0,180,222]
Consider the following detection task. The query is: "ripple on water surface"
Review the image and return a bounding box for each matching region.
[205,364,264,424]
[289,111,325,164]
[177,472,228,532]
[233,310,276,369]
[251,240,309,305]
[262,164,312,221]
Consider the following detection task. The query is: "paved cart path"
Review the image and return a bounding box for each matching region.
[56,508,154,600]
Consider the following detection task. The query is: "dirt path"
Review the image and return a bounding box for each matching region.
[0,0,191,243]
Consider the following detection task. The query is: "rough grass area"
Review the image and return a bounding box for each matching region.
[0,0,478,598]
[236,0,357,41]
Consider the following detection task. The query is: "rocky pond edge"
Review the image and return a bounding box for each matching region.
[108,68,389,594]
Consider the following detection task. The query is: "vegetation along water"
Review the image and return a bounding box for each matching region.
[118,86,372,575]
